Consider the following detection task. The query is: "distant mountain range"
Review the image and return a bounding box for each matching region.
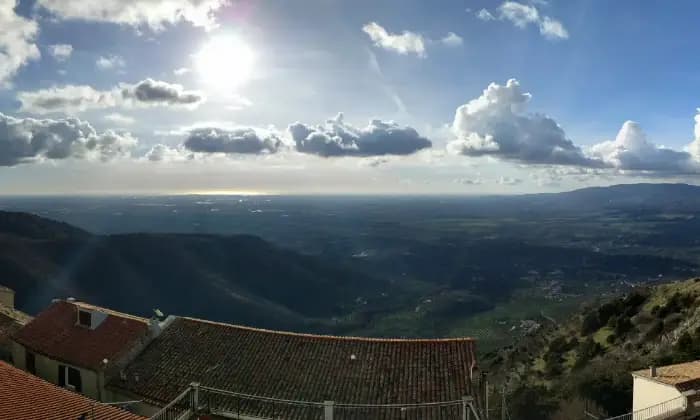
[521,183,700,212]
[467,183,700,215]
[0,211,384,331]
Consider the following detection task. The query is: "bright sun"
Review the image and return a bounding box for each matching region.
[195,35,255,89]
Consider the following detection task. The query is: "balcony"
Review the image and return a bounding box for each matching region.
[148,383,485,420]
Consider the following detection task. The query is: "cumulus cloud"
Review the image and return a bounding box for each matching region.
[0,112,137,166]
[362,23,463,56]
[121,78,203,106]
[686,109,700,160]
[35,0,229,31]
[440,32,463,47]
[289,113,432,157]
[145,143,190,162]
[184,128,285,155]
[499,2,539,27]
[362,22,426,57]
[18,85,117,113]
[48,44,73,62]
[96,54,125,70]
[17,79,204,114]
[0,0,40,87]
[448,79,601,167]
[590,120,700,173]
[477,1,569,40]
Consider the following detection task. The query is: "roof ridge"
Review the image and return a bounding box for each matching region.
[179,316,475,342]
[68,301,149,323]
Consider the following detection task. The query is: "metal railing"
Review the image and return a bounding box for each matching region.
[149,387,196,420]
[605,396,686,420]
[149,383,484,420]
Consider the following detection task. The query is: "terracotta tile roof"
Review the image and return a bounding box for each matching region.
[633,361,700,391]
[0,361,145,420]
[110,317,478,418]
[0,304,31,348]
[13,300,150,370]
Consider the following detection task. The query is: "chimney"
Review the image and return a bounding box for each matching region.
[650,366,657,377]
[0,285,14,309]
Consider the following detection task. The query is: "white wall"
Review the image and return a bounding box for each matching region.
[11,341,101,400]
[632,375,684,416]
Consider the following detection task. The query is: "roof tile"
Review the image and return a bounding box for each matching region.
[111,317,478,419]
[0,361,145,420]
[13,301,149,370]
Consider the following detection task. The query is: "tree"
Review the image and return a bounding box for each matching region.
[508,385,559,420]
[582,312,600,335]
[575,361,632,416]
[574,337,602,369]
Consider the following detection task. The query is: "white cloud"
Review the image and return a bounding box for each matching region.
[35,0,229,31]
[184,128,287,155]
[448,80,700,176]
[96,54,125,70]
[47,44,73,62]
[539,16,569,40]
[173,67,191,76]
[686,109,700,160]
[590,120,699,173]
[145,143,190,162]
[362,22,465,57]
[0,112,137,166]
[362,22,426,57]
[476,9,495,21]
[289,113,432,157]
[498,176,523,185]
[104,113,135,125]
[18,79,204,114]
[448,79,600,167]
[0,0,40,87]
[441,32,463,47]
[499,1,540,28]
[18,85,118,113]
[478,1,569,41]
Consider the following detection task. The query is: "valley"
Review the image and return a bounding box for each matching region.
[1,183,699,352]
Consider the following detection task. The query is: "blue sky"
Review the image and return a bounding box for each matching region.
[1,0,700,194]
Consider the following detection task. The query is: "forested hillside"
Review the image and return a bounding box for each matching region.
[485,277,700,420]
[0,211,385,331]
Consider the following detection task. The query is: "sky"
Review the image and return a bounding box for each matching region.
[2,0,700,195]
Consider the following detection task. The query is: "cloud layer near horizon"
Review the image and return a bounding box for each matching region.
[5,74,700,180]
[0,112,136,166]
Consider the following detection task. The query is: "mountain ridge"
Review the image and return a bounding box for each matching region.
[0,211,385,332]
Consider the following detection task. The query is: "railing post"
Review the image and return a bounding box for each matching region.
[191,382,200,414]
[462,396,470,420]
[324,400,334,420]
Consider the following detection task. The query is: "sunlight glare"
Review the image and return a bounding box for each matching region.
[195,35,255,89]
